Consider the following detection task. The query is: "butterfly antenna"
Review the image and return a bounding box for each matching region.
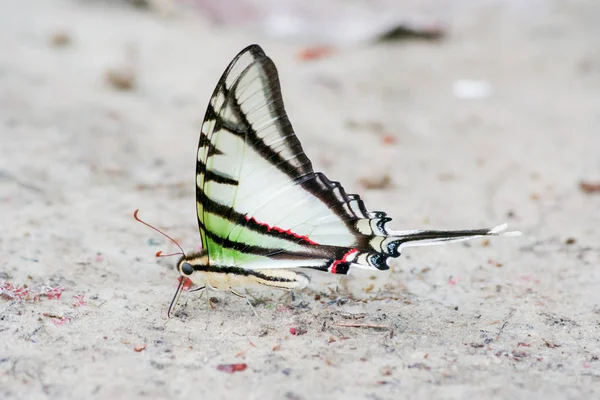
[133,209,185,256]
[155,251,185,258]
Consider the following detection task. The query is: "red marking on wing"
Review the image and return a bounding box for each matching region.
[245,216,318,245]
[330,248,358,274]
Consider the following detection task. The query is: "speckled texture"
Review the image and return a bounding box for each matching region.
[1,1,599,399]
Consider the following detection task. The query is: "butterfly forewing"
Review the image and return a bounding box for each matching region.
[196,46,368,269]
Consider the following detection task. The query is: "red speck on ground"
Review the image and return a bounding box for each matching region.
[72,294,86,307]
[1,281,65,301]
[1,281,33,301]
[134,344,147,352]
[579,181,600,194]
[383,135,396,144]
[290,327,307,336]
[448,277,458,286]
[43,313,71,326]
[276,304,292,313]
[520,275,540,284]
[217,363,247,373]
[43,286,65,300]
[52,318,70,326]
[297,46,334,61]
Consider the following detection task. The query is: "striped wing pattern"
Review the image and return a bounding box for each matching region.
[196,45,514,275]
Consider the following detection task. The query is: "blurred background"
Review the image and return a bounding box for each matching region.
[2,0,598,243]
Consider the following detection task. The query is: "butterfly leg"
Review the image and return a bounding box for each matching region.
[230,288,245,298]
[229,288,263,319]
[191,286,207,307]
[205,283,217,309]
[190,285,206,293]
[243,288,264,305]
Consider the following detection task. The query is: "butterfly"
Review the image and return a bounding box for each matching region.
[136,45,519,316]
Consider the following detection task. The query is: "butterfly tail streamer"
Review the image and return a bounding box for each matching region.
[384,223,521,253]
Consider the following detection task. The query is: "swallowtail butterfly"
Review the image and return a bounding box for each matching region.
[139,45,519,315]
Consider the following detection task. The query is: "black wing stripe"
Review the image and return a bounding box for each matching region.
[198,218,334,260]
[198,219,278,256]
[198,133,223,157]
[197,160,238,186]
[197,187,327,247]
[209,51,313,180]
[219,89,308,178]
[191,264,308,284]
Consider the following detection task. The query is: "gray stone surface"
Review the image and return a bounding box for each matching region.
[1,1,599,399]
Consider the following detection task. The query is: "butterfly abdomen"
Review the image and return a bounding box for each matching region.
[251,269,310,290]
[193,264,309,290]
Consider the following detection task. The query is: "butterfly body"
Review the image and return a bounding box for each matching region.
[177,252,309,291]
[161,44,519,312]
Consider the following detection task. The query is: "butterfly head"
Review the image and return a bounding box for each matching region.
[176,250,209,283]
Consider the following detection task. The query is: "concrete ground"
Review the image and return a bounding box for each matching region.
[1,0,599,399]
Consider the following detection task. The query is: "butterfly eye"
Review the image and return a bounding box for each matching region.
[181,262,194,275]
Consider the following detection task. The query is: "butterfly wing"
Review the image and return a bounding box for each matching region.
[196,45,517,275]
